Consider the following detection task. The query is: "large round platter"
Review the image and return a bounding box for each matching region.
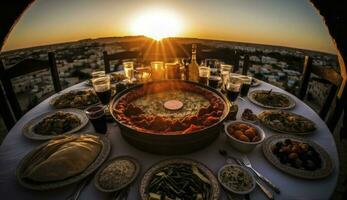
[16,133,111,190]
[258,110,316,135]
[110,80,230,155]
[248,90,296,110]
[49,88,100,109]
[140,158,220,200]
[94,155,140,192]
[262,135,333,179]
[22,109,89,140]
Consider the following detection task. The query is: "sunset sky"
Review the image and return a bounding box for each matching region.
[2,0,336,54]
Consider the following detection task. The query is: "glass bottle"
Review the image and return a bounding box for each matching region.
[188,44,199,82]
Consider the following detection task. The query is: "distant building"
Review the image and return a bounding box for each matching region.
[261,56,277,64]
[249,56,260,62]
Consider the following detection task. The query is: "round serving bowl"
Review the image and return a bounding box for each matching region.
[224,120,265,153]
[110,80,230,155]
[218,164,256,195]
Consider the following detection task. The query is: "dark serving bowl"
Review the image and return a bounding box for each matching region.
[109,80,230,155]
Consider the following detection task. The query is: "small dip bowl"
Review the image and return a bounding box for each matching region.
[241,109,258,124]
[224,121,265,153]
[218,164,256,195]
[94,156,140,193]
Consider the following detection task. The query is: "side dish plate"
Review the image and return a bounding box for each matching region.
[49,88,100,109]
[22,109,89,140]
[248,90,296,110]
[94,155,140,193]
[258,110,316,135]
[262,135,333,179]
[139,158,220,200]
[16,133,111,190]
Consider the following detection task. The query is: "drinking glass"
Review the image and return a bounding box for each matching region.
[226,79,241,103]
[123,61,134,81]
[85,105,107,134]
[165,63,181,79]
[198,66,211,85]
[220,64,233,91]
[239,76,252,97]
[151,61,164,81]
[92,71,106,79]
[92,75,111,105]
[208,75,221,89]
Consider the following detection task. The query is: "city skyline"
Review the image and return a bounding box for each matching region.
[2,0,337,54]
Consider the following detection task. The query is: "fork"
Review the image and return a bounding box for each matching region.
[240,155,280,194]
[219,150,274,200]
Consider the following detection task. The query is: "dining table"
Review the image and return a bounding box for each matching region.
[0,79,339,200]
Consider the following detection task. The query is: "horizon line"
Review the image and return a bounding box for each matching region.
[1,35,337,56]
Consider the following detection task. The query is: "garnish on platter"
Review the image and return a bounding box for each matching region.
[262,135,333,179]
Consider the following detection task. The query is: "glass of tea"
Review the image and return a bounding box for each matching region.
[198,66,211,85]
[239,76,252,97]
[92,75,111,105]
[226,80,241,104]
[85,105,107,134]
[208,75,221,89]
[165,63,181,79]
[123,61,135,81]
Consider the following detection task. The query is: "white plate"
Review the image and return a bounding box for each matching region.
[94,156,140,193]
[248,90,296,110]
[218,164,256,195]
[258,110,316,135]
[49,88,100,109]
[22,109,89,140]
[16,133,111,190]
[262,135,334,179]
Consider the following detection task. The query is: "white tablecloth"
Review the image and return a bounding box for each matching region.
[0,81,339,200]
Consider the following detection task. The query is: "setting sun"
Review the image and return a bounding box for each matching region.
[130,9,182,41]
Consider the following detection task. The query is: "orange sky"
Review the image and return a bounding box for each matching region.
[2,0,336,54]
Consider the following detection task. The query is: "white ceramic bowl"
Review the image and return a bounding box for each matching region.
[224,120,265,153]
[218,164,256,195]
